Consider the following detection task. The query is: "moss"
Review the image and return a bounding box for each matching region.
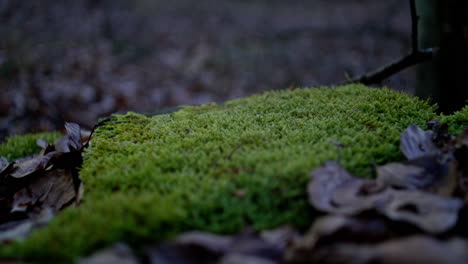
[0,132,61,161]
[2,85,466,262]
[440,105,468,135]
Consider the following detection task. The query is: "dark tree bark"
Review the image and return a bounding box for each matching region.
[416,0,468,114]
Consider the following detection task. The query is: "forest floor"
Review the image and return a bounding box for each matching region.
[0,0,412,140]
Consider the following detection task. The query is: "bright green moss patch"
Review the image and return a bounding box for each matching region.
[4,85,466,262]
[0,132,61,161]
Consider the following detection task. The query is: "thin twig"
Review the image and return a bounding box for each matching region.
[345,49,434,85]
[342,0,438,86]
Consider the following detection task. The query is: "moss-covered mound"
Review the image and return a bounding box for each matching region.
[3,85,464,262]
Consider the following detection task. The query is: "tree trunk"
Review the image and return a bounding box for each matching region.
[416,0,468,114]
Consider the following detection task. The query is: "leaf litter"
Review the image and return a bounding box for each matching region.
[0,122,89,243]
[76,120,468,264]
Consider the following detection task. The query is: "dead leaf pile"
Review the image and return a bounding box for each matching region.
[0,122,88,243]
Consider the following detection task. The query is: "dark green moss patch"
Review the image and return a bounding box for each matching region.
[3,85,463,262]
[0,132,61,161]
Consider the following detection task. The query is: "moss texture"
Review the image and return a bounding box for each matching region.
[0,132,61,161]
[440,105,468,135]
[2,85,465,262]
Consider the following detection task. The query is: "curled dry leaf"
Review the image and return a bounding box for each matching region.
[400,124,438,160]
[378,189,462,233]
[55,122,82,153]
[308,162,463,233]
[9,151,61,179]
[376,155,456,196]
[308,161,379,215]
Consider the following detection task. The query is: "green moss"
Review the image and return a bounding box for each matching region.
[440,105,468,135]
[2,85,466,262]
[0,132,61,161]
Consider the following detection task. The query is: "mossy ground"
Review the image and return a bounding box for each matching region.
[0,132,61,161]
[2,85,465,262]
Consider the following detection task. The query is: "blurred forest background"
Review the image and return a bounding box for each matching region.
[0,0,414,141]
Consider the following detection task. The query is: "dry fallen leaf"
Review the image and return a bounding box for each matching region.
[0,122,85,243]
[376,155,456,196]
[308,162,463,233]
[400,124,438,160]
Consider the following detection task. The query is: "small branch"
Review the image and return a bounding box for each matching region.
[345,49,434,85]
[341,0,436,86]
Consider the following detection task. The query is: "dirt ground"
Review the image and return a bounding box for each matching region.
[0,0,414,140]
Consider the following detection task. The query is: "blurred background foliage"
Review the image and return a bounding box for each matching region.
[0,0,413,140]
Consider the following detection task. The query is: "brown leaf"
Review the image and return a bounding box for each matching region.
[400,125,438,160]
[9,151,60,179]
[0,122,85,243]
[11,169,76,214]
[308,162,463,233]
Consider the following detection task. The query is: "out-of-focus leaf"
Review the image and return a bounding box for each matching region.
[0,208,53,243]
[378,189,462,233]
[36,138,55,154]
[400,125,438,160]
[0,156,8,171]
[454,129,468,200]
[376,155,456,196]
[145,227,297,264]
[55,122,82,153]
[219,254,276,264]
[288,236,468,264]
[9,151,60,179]
[308,162,463,233]
[79,243,139,264]
[308,161,379,215]
[36,138,48,150]
[284,215,416,264]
